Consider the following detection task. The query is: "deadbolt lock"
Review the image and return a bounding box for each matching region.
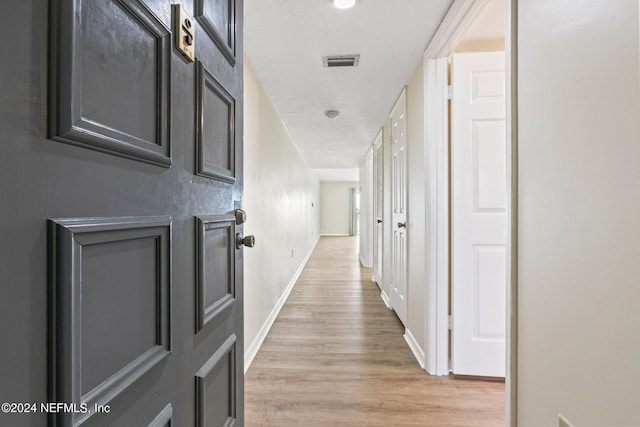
[173,5,195,62]
[234,209,247,225]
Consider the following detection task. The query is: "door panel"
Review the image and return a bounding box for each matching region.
[48,217,172,427]
[472,121,507,212]
[195,0,237,65]
[195,334,237,427]
[451,51,506,378]
[0,0,244,425]
[49,0,172,166]
[389,90,407,325]
[196,215,237,332]
[148,404,173,427]
[473,245,507,338]
[373,132,383,284]
[196,61,236,182]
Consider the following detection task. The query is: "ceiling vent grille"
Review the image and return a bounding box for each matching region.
[323,54,360,67]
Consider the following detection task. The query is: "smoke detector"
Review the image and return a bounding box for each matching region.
[325,110,340,119]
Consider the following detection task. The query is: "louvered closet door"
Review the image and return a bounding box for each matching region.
[0,0,245,426]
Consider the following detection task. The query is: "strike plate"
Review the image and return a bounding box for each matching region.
[173,5,195,62]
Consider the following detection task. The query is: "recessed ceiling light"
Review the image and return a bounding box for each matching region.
[328,0,358,10]
[325,110,340,119]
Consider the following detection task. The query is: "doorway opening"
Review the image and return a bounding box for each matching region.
[351,188,361,236]
[423,0,515,424]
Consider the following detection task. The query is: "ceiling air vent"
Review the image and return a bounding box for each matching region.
[323,54,360,67]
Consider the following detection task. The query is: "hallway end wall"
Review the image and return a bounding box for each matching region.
[320,181,358,236]
[243,57,321,369]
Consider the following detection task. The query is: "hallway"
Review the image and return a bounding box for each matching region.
[245,237,504,426]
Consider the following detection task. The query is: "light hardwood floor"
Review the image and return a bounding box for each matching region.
[245,236,505,426]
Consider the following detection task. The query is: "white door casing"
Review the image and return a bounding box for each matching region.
[451,52,507,377]
[373,130,384,285]
[390,89,407,326]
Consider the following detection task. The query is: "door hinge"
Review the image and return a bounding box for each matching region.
[447,85,453,100]
[448,315,453,330]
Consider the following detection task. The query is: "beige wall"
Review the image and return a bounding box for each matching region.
[243,57,321,365]
[405,62,427,350]
[454,39,505,53]
[320,181,357,236]
[518,1,640,425]
[455,0,505,53]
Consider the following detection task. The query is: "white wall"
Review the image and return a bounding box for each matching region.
[320,181,357,236]
[359,147,374,267]
[518,1,640,425]
[405,61,427,351]
[243,57,321,369]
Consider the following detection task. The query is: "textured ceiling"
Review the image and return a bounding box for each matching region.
[311,168,359,182]
[244,0,453,169]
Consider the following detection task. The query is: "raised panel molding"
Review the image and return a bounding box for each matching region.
[472,244,506,340]
[194,0,237,65]
[49,0,171,167]
[471,71,505,102]
[195,215,236,332]
[48,216,172,427]
[472,120,507,213]
[195,335,237,427]
[148,404,172,427]
[195,62,236,183]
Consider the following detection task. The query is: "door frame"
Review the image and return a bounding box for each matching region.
[422,0,517,425]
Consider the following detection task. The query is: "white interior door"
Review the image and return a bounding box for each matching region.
[373,131,383,284]
[451,52,506,377]
[390,90,407,325]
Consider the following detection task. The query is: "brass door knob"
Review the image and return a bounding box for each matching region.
[397,222,406,228]
[236,234,255,249]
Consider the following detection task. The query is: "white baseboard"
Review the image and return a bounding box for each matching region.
[372,274,382,289]
[404,328,426,370]
[358,254,372,268]
[380,290,392,309]
[244,236,320,373]
[320,233,350,236]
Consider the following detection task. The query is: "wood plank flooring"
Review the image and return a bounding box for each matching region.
[245,236,505,426]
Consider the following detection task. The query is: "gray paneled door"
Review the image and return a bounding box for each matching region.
[0,0,245,426]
